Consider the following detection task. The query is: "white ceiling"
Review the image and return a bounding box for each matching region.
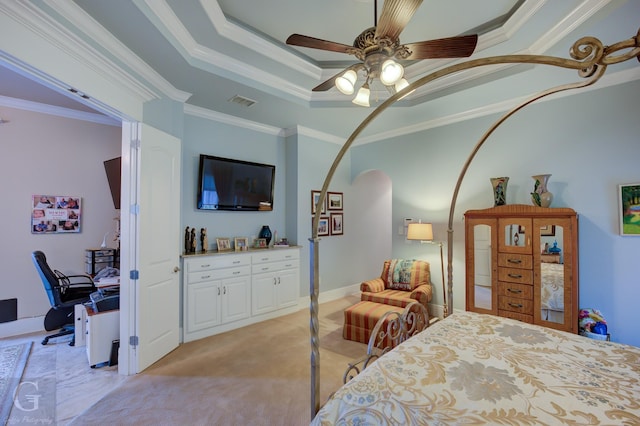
[1,0,638,139]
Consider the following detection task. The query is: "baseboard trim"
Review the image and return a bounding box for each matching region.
[0,316,45,339]
[297,283,360,309]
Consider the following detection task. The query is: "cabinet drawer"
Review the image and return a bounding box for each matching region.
[252,259,299,274]
[186,255,249,272]
[252,249,300,264]
[499,310,533,324]
[187,265,250,284]
[498,281,533,300]
[498,253,532,270]
[498,295,533,315]
[498,267,532,284]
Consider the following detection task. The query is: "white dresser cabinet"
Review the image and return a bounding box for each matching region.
[184,254,251,342]
[252,249,300,315]
[183,247,300,342]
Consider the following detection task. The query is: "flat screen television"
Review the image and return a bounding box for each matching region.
[103,157,121,210]
[197,154,275,211]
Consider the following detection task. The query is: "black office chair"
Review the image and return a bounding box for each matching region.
[32,250,96,346]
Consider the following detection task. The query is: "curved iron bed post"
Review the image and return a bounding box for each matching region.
[309,29,640,417]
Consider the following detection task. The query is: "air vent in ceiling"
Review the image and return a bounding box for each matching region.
[228,95,257,108]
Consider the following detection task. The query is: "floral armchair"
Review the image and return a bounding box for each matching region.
[360,259,432,310]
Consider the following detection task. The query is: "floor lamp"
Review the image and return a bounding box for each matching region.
[407,222,448,317]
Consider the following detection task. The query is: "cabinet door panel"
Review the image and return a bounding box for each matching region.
[499,218,532,254]
[252,273,277,315]
[277,268,299,309]
[222,276,250,323]
[465,218,497,314]
[187,281,220,332]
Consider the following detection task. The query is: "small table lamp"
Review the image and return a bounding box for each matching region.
[407,222,447,317]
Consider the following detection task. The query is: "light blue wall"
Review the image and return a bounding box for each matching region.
[351,79,640,347]
[181,115,286,249]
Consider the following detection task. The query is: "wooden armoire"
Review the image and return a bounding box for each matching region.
[464,205,579,333]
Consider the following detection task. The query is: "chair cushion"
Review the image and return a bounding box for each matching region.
[382,259,430,291]
[361,289,413,308]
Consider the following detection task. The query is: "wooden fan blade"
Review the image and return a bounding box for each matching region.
[286,34,355,54]
[403,34,478,60]
[312,67,352,92]
[375,0,423,42]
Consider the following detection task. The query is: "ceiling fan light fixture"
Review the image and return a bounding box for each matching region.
[335,70,358,95]
[380,59,404,86]
[352,82,371,107]
[394,78,414,99]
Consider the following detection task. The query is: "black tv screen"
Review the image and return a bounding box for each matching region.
[103,157,121,210]
[197,154,275,211]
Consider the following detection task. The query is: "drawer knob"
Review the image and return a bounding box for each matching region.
[507,288,522,294]
[508,302,524,308]
[508,273,522,279]
[233,260,240,264]
[507,259,521,264]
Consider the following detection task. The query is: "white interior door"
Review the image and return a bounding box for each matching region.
[123,123,181,373]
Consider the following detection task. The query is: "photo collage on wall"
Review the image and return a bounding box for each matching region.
[32,195,82,234]
[311,190,343,237]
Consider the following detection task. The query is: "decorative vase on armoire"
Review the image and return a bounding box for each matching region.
[259,225,272,245]
[490,177,509,206]
[531,174,553,207]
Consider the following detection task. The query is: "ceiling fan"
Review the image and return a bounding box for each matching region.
[286,0,478,106]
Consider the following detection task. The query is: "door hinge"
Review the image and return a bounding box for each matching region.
[130,204,140,215]
[130,270,139,280]
[129,336,139,346]
[130,139,141,150]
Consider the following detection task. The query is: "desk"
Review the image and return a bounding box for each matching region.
[75,304,119,367]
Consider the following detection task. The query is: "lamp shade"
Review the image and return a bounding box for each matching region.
[352,82,371,107]
[380,59,404,86]
[407,222,433,241]
[335,70,357,95]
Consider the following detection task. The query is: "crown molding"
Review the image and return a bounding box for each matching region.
[42,0,190,103]
[0,95,120,126]
[183,103,281,136]
[0,1,162,105]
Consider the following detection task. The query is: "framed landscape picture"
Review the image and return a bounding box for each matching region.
[328,192,343,210]
[619,183,640,236]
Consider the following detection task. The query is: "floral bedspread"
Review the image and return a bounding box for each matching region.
[312,311,640,425]
[541,262,564,311]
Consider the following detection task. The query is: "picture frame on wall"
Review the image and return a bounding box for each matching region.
[311,190,326,215]
[317,217,330,236]
[31,195,82,234]
[327,192,343,210]
[618,183,640,236]
[216,237,231,252]
[330,212,343,235]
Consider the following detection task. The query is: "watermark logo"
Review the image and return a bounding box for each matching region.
[7,379,54,425]
[13,381,43,413]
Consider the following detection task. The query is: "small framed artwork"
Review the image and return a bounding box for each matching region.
[317,217,330,236]
[234,237,248,252]
[330,212,343,235]
[216,237,231,252]
[311,190,326,215]
[327,192,343,210]
[540,225,555,236]
[255,238,268,249]
[619,183,640,236]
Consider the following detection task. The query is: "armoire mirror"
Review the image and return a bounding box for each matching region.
[538,224,564,325]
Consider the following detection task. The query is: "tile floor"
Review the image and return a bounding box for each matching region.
[2,330,128,425]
